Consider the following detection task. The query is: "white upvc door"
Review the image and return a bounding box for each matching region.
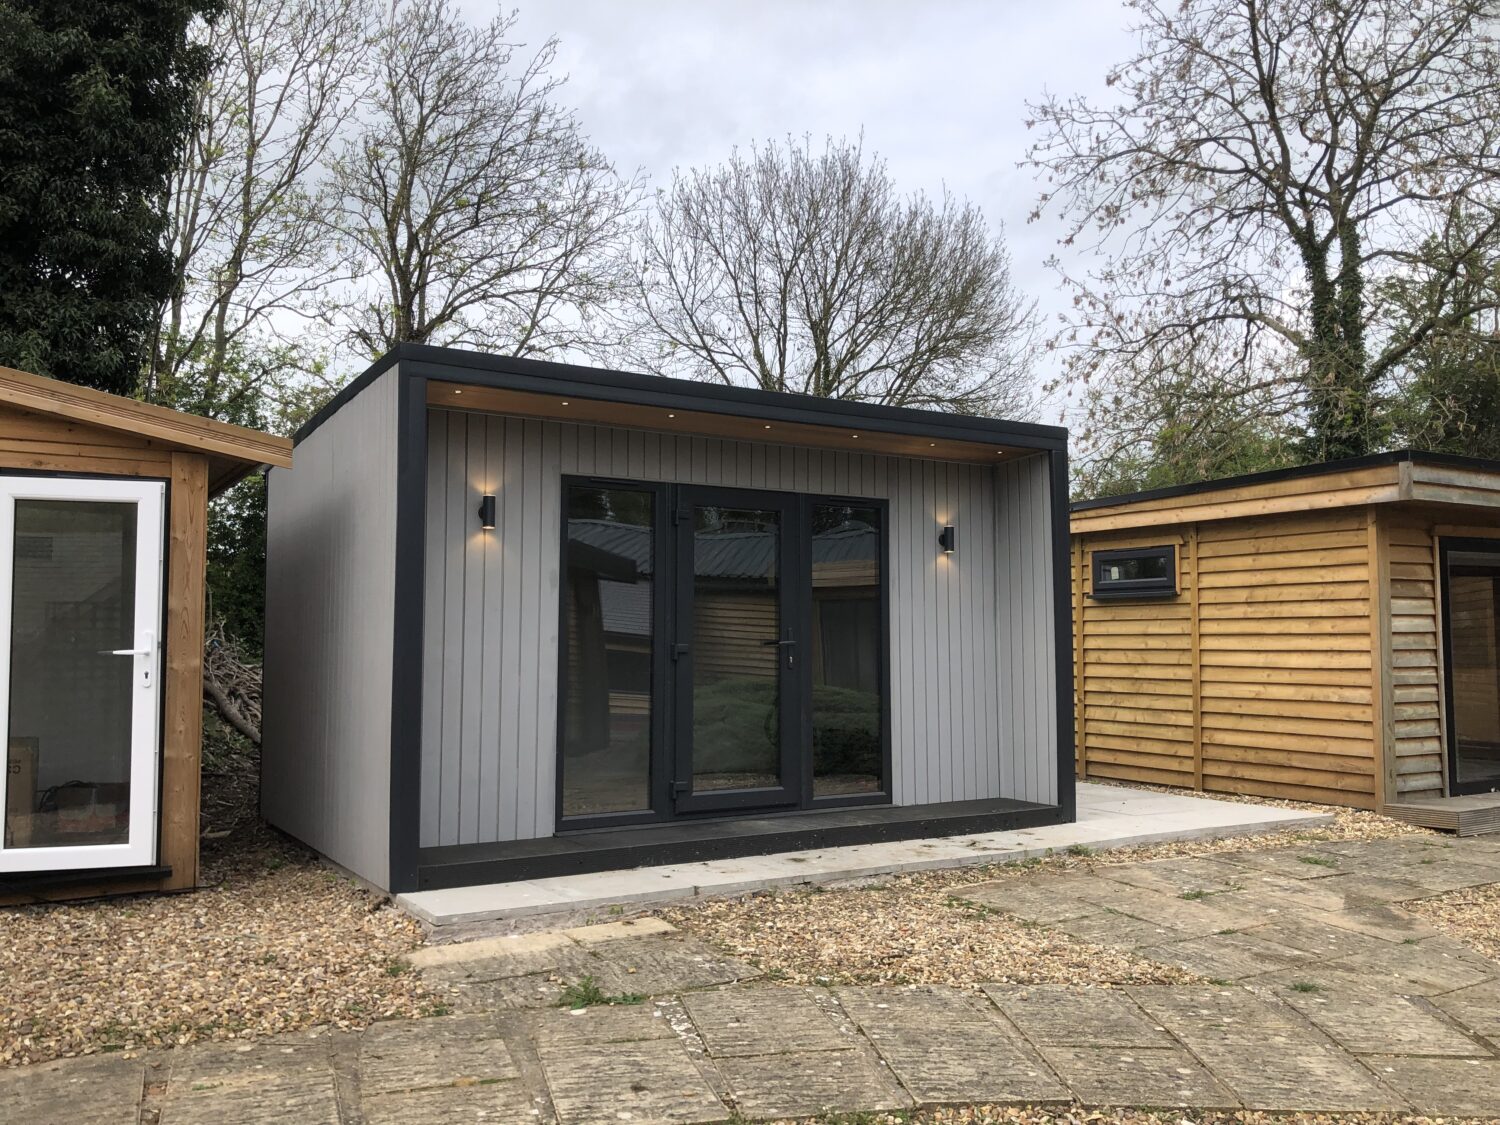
[0,476,165,872]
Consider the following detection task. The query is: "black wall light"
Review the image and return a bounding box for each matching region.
[478,494,497,530]
[938,525,956,553]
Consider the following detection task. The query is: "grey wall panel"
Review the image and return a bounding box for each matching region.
[421,409,1060,845]
[264,366,399,888]
[994,453,1059,805]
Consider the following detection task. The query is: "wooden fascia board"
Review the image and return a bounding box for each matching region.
[0,366,292,471]
[1070,480,1402,534]
[1406,462,1500,511]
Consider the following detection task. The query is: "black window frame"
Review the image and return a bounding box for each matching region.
[1090,545,1178,600]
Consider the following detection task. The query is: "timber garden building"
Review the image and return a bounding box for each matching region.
[1072,452,1500,833]
[262,344,1075,894]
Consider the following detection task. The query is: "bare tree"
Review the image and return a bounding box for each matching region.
[632,137,1037,416]
[150,0,371,415]
[1029,0,1500,461]
[334,0,640,358]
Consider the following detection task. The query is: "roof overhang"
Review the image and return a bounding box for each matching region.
[0,365,293,494]
[299,344,1067,465]
[1071,451,1500,535]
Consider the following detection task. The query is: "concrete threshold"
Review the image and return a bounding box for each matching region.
[396,782,1332,937]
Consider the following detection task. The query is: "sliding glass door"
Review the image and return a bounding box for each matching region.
[556,479,889,826]
[0,477,165,872]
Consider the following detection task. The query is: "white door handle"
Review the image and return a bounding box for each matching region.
[107,647,152,656]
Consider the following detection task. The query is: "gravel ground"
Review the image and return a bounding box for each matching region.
[1409,880,1500,962]
[0,827,434,1067]
[659,794,1436,989]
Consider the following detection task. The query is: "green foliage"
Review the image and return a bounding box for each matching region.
[556,976,644,1010]
[208,474,269,654]
[0,0,216,392]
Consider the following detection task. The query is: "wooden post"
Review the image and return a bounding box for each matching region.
[1188,523,1203,791]
[161,452,208,890]
[1368,507,1393,812]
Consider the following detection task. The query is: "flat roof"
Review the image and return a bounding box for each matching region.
[1072,450,1500,534]
[298,343,1067,460]
[1073,450,1500,512]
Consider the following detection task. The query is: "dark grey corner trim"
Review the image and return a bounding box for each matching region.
[1050,448,1077,822]
[388,366,428,893]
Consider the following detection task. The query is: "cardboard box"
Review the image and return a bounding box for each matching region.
[5,738,38,848]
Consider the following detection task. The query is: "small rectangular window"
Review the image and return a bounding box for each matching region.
[1092,545,1177,599]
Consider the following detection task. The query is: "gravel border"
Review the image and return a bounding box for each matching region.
[0,827,436,1067]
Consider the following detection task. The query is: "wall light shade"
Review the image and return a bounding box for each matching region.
[478,494,497,530]
[938,525,956,553]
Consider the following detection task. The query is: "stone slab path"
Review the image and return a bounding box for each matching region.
[8,835,1500,1122]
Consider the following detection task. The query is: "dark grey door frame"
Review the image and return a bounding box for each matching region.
[1438,536,1500,796]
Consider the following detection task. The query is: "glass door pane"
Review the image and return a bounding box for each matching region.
[1447,549,1500,792]
[810,503,885,797]
[559,485,656,820]
[0,478,163,871]
[676,489,798,810]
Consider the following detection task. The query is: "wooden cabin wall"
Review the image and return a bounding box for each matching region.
[0,401,205,901]
[1073,528,1196,788]
[1076,508,1383,807]
[1377,511,1446,801]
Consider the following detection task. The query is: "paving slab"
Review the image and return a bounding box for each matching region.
[397,782,1332,931]
[1038,1045,1238,1109]
[538,1035,727,1125]
[160,1038,339,1125]
[1273,987,1487,1057]
[359,1014,519,1093]
[1365,1056,1500,1117]
[1431,978,1500,1040]
[1095,855,1252,898]
[1308,902,1436,943]
[1219,848,1349,880]
[1052,910,1190,949]
[449,970,569,1011]
[582,933,761,995]
[682,987,851,1056]
[952,877,1103,924]
[0,1052,146,1125]
[837,985,1068,1105]
[1240,916,1398,961]
[716,1048,911,1118]
[1326,935,1498,995]
[982,985,1172,1048]
[361,1080,546,1125]
[529,1002,679,1047]
[1128,986,1405,1111]
[1138,929,1314,980]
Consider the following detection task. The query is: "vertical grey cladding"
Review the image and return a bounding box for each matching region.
[263,367,399,888]
[422,409,1060,846]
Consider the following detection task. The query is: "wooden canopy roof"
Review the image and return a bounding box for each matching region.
[1072,451,1500,534]
[0,365,292,493]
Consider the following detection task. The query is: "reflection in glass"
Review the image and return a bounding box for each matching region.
[6,501,136,849]
[560,487,654,817]
[1449,551,1500,789]
[810,504,884,796]
[690,506,782,791]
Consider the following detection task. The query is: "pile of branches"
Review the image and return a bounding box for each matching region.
[203,620,261,746]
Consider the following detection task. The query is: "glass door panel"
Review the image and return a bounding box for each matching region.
[558,484,657,821]
[809,503,886,798]
[0,477,164,871]
[1446,548,1500,793]
[674,488,799,812]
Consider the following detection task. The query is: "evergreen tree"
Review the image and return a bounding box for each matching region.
[0,0,215,393]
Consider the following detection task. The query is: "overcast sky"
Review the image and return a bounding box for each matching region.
[503,1,1139,425]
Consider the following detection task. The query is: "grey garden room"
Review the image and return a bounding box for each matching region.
[262,344,1074,894]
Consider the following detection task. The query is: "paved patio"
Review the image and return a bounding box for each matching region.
[399,781,1332,934]
[8,833,1500,1122]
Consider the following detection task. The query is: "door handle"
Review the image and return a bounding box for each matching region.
[106,647,152,656]
[759,639,796,647]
